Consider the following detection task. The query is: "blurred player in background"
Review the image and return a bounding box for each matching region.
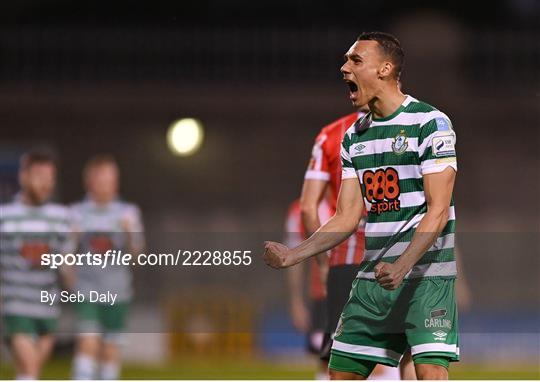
[285,198,332,380]
[0,151,74,379]
[71,154,144,380]
[265,32,459,379]
[301,111,416,380]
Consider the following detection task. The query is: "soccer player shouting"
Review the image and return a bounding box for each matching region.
[301,109,416,380]
[264,32,458,380]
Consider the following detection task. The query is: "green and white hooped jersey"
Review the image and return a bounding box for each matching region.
[71,198,144,303]
[0,199,73,319]
[341,95,457,280]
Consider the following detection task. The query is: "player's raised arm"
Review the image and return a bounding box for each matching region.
[263,177,364,269]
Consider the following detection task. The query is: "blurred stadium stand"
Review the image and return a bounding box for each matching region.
[0,26,538,87]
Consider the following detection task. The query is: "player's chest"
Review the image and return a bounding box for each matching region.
[79,210,123,231]
[349,127,420,171]
[0,216,67,255]
[1,213,66,234]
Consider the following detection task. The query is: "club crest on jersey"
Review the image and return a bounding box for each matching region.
[391,130,408,155]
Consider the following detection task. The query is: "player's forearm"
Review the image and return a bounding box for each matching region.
[300,204,327,266]
[289,213,357,264]
[394,207,449,272]
[300,205,321,237]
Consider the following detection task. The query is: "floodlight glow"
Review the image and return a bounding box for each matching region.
[167,118,204,156]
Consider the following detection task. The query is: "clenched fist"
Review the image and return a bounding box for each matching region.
[263,241,297,269]
[374,261,408,290]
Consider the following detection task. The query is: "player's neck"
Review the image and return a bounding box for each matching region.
[89,195,115,207]
[19,191,44,207]
[369,87,406,120]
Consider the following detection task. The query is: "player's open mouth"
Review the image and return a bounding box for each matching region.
[345,79,358,100]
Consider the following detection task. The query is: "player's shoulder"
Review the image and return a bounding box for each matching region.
[70,199,86,210]
[320,112,359,137]
[312,113,359,151]
[404,96,453,130]
[114,200,142,215]
[0,200,23,218]
[70,199,94,215]
[343,111,368,142]
[42,202,71,220]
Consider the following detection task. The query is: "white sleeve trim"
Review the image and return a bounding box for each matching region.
[341,168,358,179]
[422,161,457,175]
[305,170,331,181]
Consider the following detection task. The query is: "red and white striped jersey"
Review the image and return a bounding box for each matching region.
[304,112,366,267]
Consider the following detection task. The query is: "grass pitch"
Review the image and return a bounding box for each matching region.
[1,356,539,379]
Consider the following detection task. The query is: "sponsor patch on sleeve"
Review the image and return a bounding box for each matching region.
[435,117,452,131]
[432,131,456,157]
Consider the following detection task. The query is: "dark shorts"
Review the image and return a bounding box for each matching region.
[75,302,130,344]
[2,315,57,339]
[320,264,360,360]
[306,297,327,354]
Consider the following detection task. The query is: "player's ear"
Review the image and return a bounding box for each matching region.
[378,61,394,80]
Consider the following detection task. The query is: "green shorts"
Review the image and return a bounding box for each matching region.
[329,278,459,371]
[75,302,129,340]
[2,315,57,338]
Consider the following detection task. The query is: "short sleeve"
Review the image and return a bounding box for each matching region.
[418,116,457,175]
[341,133,357,180]
[123,205,145,250]
[305,133,331,181]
